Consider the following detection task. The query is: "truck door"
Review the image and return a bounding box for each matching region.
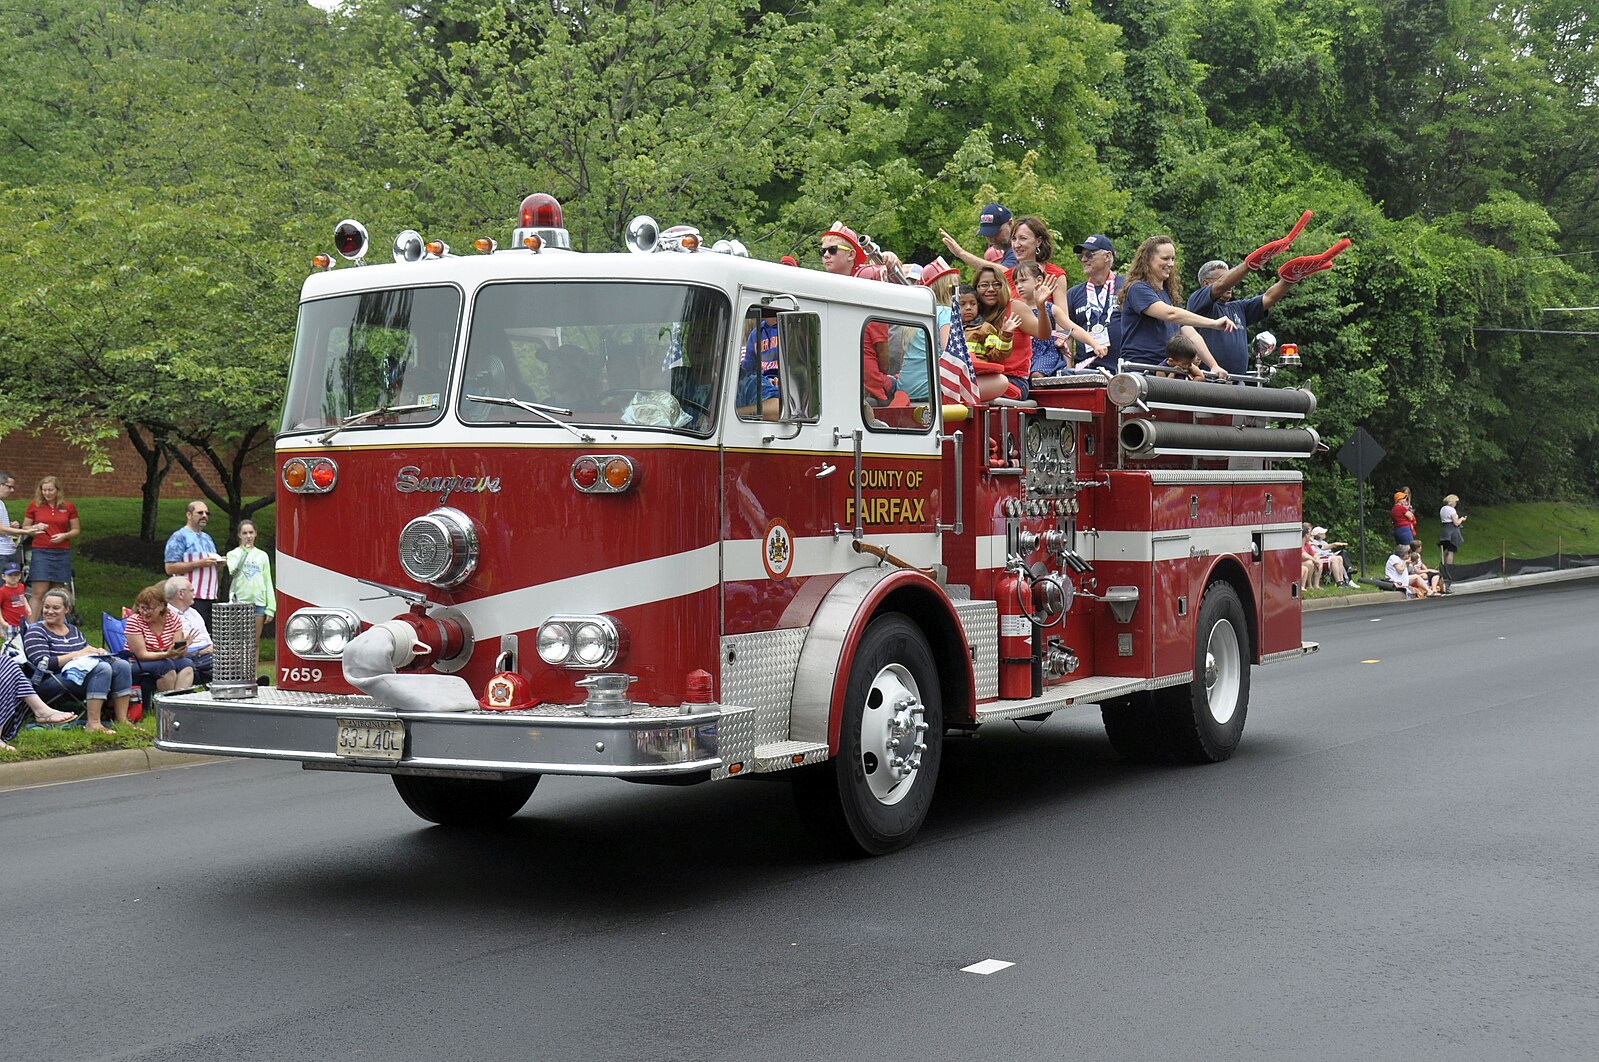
[720,292,942,635]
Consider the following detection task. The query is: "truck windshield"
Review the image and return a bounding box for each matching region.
[459,281,729,437]
[281,286,462,434]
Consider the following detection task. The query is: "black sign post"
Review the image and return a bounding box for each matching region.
[1336,427,1386,578]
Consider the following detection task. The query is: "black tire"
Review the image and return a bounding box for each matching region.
[792,614,943,856]
[1101,583,1251,764]
[392,773,541,826]
[1165,582,1251,763]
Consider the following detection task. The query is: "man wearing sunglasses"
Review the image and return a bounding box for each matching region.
[1063,234,1123,372]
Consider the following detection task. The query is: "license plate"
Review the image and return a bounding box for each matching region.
[335,718,405,762]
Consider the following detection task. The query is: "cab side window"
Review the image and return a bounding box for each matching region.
[735,306,781,422]
[861,319,935,433]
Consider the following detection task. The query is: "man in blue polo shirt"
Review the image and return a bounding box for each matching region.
[1063,234,1122,371]
[1185,259,1292,377]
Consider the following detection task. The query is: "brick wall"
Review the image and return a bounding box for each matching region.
[0,424,274,500]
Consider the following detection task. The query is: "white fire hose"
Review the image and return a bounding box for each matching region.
[341,620,478,712]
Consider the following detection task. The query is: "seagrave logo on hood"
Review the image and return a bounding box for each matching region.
[395,465,501,504]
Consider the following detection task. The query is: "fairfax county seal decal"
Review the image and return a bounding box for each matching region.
[762,519,794,580]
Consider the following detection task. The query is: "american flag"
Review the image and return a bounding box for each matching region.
[938,294,978,406]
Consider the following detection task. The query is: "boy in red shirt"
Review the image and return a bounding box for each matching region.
[1,563,27,636]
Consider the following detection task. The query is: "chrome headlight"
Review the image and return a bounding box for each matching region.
[397,507,479,588]
[536,615,623,669]
[284,614,319,656]
[282,608,363,659]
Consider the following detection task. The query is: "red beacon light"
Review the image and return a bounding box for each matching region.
[333,219,368,262]
[512,192,572,250]
[520,193,563,229]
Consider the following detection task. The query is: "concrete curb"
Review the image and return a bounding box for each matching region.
[0,746,226,793]
[1303,563,1599,611]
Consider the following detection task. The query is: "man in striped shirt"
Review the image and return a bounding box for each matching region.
[164,501,223,629]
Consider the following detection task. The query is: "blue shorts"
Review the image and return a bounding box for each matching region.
[28,548,73,583]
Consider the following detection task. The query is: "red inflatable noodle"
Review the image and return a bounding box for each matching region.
[1277,238,1352,284]
[1243,210,1313,271]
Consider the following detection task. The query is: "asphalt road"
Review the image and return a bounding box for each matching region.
[6,583,1598,1061]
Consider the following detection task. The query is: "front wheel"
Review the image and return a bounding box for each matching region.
[792,614,943,856]
[392,774,541,826]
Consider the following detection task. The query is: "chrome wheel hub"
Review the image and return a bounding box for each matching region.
[859,663,928,806]
[1205,618,1241,725]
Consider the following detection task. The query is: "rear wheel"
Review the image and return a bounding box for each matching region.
[392,774,541,826]
[1101,582,1251,764]
[793,614,943,856]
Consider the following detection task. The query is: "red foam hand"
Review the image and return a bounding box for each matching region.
[1243,210,1314,270]
[1277,238,1352,284]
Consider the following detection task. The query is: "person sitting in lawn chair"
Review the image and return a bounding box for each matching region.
[23,588,134,733]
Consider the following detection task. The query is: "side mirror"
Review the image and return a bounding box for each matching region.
[776,311,822,423]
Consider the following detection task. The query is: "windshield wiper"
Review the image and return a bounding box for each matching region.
[466,394,595,443]
[317,400,439,445]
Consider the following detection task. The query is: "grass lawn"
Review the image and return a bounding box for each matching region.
[1448,501,1599,566]
[0,715,157,761]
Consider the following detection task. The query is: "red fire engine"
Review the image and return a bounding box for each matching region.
[157,197,1319,855]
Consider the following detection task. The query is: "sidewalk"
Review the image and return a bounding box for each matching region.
[7,565,1597,792]
[1303,562,1599,611]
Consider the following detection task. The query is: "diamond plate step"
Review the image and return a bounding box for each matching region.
[753,740,829,773]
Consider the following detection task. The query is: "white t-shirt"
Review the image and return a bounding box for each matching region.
[1439,504,1458,525]
[177,606,213,653]
[1384,553,1411,593]
[0,499,14,558]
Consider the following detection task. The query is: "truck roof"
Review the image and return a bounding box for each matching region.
[301,249,940,317]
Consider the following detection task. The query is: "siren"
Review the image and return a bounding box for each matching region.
[625,215,660,255]
[625,215,744,255]
[393,229,425,264]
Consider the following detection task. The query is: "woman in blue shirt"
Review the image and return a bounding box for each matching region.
[1116,236,1238,374]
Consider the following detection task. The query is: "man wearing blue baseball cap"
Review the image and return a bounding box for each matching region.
[1063,234,1123,371]
[976,204,1015,267]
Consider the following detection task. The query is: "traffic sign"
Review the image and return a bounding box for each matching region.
[1337,427,1385,481]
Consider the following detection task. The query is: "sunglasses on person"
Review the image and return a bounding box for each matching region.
[820,245,849,257]
[1078,250,1107,260]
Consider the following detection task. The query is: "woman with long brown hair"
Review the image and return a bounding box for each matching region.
[968,263,1049,401]
[1116,236,1237,376]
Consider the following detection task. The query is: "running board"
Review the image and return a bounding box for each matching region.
[1261,640,1319,665]
[754,740,829,773]
[972,674,1190,724]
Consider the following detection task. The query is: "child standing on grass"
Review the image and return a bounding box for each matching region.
[1,563,26,638]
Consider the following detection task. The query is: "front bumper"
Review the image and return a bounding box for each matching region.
[156,687,751,779]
